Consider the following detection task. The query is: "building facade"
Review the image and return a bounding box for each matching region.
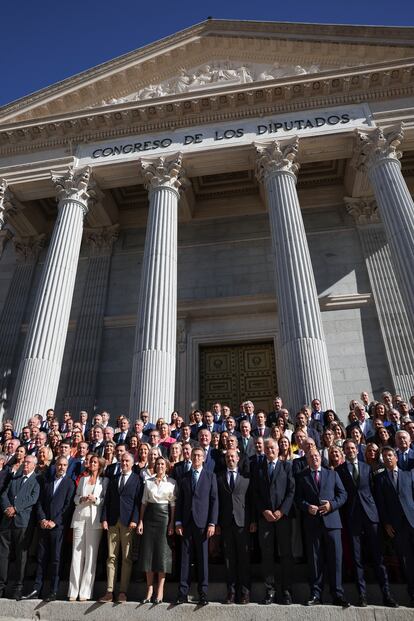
[1,19,414,429]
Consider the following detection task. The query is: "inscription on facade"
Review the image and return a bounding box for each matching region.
[77,105,373,165]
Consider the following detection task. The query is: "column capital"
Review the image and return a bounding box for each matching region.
[51,166,92,212]
[84,224,119,256]
[140,153,187,194]
[0,180,17,228]
[352,124,403,173]
[344,196,380,225]
[13,234,46,263]
[255,138,300,183]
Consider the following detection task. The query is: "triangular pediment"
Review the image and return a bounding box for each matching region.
[1,19,414,124]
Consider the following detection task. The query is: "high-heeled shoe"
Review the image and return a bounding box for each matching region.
[142,598,152,604]
[153,598,163,604]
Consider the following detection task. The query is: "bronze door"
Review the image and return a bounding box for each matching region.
[199,342,277,414]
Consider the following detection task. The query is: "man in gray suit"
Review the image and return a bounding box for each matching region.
[0,455,40,599]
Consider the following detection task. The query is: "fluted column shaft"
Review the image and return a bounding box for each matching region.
[354,125,414,328]
[0,237,44,420]
[10,167,91,432]
[345,196,414,398]
[64,226,118,414]
[130,154,185,422]
[256,140,335,411]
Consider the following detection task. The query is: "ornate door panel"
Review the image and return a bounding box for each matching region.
[199,342,277,414]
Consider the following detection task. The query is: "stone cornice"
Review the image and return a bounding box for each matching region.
[0,58,414,158]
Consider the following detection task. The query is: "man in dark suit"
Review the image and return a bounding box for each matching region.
[89,425,106,457]
[216,435,249,476]
[237,401,257,432]
[292,437,328,477]
[252,411,270,439]
[70,441,89,481]
[105,443,127,479]
[294,412,322,448]
[374,446,414,606]
[336,440,397,607]
[197,429,220,473]
[0,455,40,599]
[22,456,75,602]
[238,421,256,458]
[171,443,193,483]
[175,446,218,606]
[200,411,221,435]
[295,449,349,607]
[113,416,133,446]
[395,431,414,471]
[140,410,155,434]
[100,452,141,603]
[254,438,295,605]
[48,441,76,480]
[216,449,252,604]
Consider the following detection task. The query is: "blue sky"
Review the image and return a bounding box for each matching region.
[2,0,413,108]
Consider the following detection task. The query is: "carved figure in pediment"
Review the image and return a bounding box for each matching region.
[139,83,165,99]
[168,69,192,93]
[258,63,284,81]
[213,65,240,81]
[293,65,307,75]
[192,65,213,86]
[237,66,253,83]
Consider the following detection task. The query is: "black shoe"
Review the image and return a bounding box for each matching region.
[198,594,208,606]
[282,590,293,605]
[44,592,57,602]
[153,599,163,604]
[0,590,4,599]
[175,595,189,605]
[383,594,398,608]
[333,596,350,608]
[22,590,40,600]
[358,595,368,607]
[263,590,275,605]
[225,591,235,604]
[13,589,22,602]
[306,596,322,606]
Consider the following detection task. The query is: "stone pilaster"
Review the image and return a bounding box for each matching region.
[0,234,45,420]
[63,225,119,414]
[0,180,16,230]
[10,167,92,432]
[353,124,414,328]
[255,138,335,411]
[345,196,414,398]
[129,154,186,422]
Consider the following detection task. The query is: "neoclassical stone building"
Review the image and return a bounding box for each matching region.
[1,19,414,429]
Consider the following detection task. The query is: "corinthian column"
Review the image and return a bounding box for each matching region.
[345,196,414,398]
[10,167,92,432]
[255,139,334,411]
[64,225,119,414]
[129,154,186,421]
[353,125,414,327]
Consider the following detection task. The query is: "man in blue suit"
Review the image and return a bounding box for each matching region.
[175,446,218,606]
[254,438,295,604]
[395,431,414,471]
[100,452,141,603]
[336,440,397,607]
[295,449,349,607]
[0,455,40,600]
[23,456,75,602]
[374,446,414,606]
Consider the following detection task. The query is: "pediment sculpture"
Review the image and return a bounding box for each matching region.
[99,61,324,106]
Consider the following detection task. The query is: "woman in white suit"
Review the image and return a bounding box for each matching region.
[68,455,108,601]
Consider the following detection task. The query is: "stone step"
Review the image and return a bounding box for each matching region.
[0,597,412,621]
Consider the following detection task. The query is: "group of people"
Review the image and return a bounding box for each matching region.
[0,390,413,607]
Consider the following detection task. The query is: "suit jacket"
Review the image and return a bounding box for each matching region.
[175,468,218,529]
[48,457,77,481]
[37,476,75,527]
[0,473,40,528]
[101,472,142,527]
[396,448,414,471]
[0,469,10,495]
[295,466,347,529]
[238,436,256,458]
[171,460,192,483]
[217,470,251,528]
[215,451,250,476]
[113,431,134,445]
[237,414,258,431]
[71,475,108,529]
[374,467,414,529]
[203,447,221,473]
[105,462,122,479]
[292,454,328,477]
[254,459,295,517]
[336,461,379,530]
[89,442,105,457]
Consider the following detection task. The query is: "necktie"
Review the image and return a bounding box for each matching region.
[229,471,235,491]
[352,462,359,486]
[268,462,275,480]
[260,428,264,437]
[314,470,320,488]
[243,438,248,450]
[21,476,27,486]
[184,461,191,472]
[393,470,398,488]
[192,469,199,491]
[119,474,126,493]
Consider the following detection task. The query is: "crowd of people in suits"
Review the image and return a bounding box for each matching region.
[0,389,413,607]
